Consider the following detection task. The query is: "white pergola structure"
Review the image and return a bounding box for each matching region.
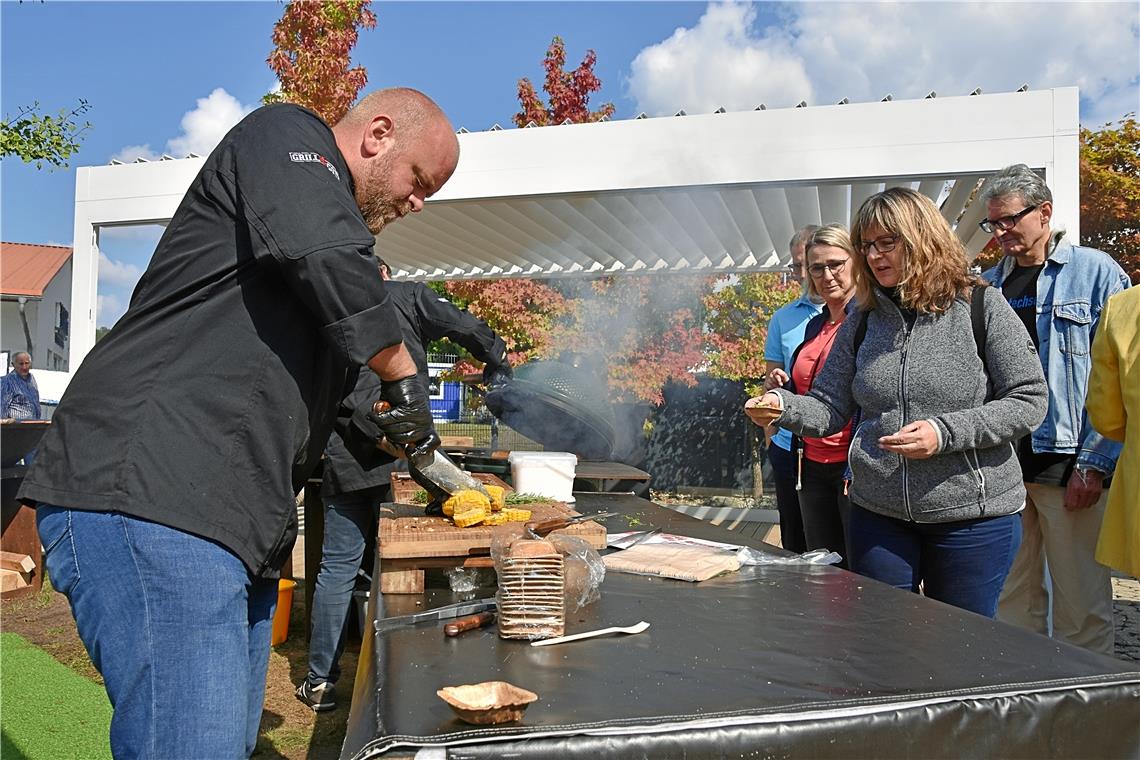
[69,87,1079,368]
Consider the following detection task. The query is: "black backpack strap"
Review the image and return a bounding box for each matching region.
[853,309,869,356]
[970,284,987,369]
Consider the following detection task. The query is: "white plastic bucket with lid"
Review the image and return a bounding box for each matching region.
[508,451,577,503]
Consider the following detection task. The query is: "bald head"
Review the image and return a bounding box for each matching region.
[338,88,444,132]
[332,87,460,234]
[11,352,31,378]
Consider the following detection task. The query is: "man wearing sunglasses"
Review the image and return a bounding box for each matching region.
[980,164,1130,655]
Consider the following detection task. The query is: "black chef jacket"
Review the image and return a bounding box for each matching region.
[19,104,404,577]
[325,280,506,496]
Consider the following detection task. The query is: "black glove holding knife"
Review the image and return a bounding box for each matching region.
[366,375,440,466]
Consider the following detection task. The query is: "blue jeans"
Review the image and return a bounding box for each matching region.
[305,485,387,686]
[848,504,1022,618]
[36,505,278,759]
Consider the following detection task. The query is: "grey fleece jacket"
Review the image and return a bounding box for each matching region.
[772,285,1047,523]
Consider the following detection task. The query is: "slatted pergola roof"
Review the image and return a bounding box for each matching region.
[67,87,1079,366]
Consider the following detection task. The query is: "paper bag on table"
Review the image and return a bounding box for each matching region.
[603,543,740,582]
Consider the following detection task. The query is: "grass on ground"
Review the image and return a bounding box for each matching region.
[1,632,112,760]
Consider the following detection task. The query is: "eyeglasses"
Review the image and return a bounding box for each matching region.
[978,205,1037,234]
[808,259,848,278]
[859,235,899,256]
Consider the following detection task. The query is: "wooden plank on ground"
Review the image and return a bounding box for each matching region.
[0,551,35,575]
[0,568,29,592]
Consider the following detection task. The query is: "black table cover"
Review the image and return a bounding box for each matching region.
[343,494,1140,759]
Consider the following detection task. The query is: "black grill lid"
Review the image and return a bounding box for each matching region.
[485,359,616,461]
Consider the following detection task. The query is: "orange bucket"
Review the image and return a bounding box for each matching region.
[271,579,297,646]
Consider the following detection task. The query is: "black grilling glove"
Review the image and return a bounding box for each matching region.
[368,376,440,463]
[481,339,513,389]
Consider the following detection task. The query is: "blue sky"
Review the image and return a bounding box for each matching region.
[3,1,1137,326]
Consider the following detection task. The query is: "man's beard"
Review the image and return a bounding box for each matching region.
[356,152,410,235]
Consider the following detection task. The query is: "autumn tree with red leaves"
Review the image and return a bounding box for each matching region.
[513,36,615,128]
[441,279,573,380]
[552,276,710,405]
[263,0,376,125]
[1080,113,1139,283]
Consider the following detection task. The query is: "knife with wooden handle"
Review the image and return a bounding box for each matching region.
[444,611,495,637]
[524,511,618,538]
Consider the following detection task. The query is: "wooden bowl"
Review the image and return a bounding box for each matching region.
[437,681,539,725]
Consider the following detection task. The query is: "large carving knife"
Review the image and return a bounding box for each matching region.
[373,402,491,505]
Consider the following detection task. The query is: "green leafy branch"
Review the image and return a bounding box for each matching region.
[1,99,93,170]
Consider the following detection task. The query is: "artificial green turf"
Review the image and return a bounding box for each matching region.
[1,632,112,760]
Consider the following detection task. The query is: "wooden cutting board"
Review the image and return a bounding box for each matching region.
[378,501,607,558]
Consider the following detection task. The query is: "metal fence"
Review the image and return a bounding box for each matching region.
[435,416,545,451]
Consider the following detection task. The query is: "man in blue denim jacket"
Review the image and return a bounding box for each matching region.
[981,164,1130,655]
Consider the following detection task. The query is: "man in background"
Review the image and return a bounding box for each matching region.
[297,258,510,712]
[982,163,1130,655]
[1,352,41,422]
[761,226,821,553]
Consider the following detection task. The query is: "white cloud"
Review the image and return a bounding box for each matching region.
[96,293,125,327]
[111,143,161,164]
[628,2,1139,124]
[112,87,255,162]
[629,3,813,114]
[98,251,143,289]
[167,88,253,157]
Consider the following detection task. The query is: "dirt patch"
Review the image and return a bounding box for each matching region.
[1,585,100,685]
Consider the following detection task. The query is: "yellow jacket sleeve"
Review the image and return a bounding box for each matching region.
[1087,295,1125,442]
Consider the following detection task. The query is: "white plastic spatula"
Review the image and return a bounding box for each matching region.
[530,621,650,647]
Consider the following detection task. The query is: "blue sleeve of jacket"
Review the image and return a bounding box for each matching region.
[0,375,14,417]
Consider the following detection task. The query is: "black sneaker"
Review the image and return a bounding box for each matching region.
[295,680,337,712]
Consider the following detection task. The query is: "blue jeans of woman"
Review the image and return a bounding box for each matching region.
[305,485,387,686]
[848,504,1022,618]
[36,505,278,759]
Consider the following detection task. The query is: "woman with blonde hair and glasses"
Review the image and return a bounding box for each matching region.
[746,188,1047,617]
[757,224,857,566]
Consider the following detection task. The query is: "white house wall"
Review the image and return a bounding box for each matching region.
[39,261,73,371]
[1,301,36,360]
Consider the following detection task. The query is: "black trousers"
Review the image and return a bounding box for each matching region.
[768,442,806,553]
[798,456,851,568]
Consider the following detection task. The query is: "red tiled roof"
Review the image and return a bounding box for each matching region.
[0,242,72,298]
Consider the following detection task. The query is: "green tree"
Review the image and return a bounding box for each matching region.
[702,272,801,497]
[0,99,92,170]
[702,273,800,394]
[263,0,376,124]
